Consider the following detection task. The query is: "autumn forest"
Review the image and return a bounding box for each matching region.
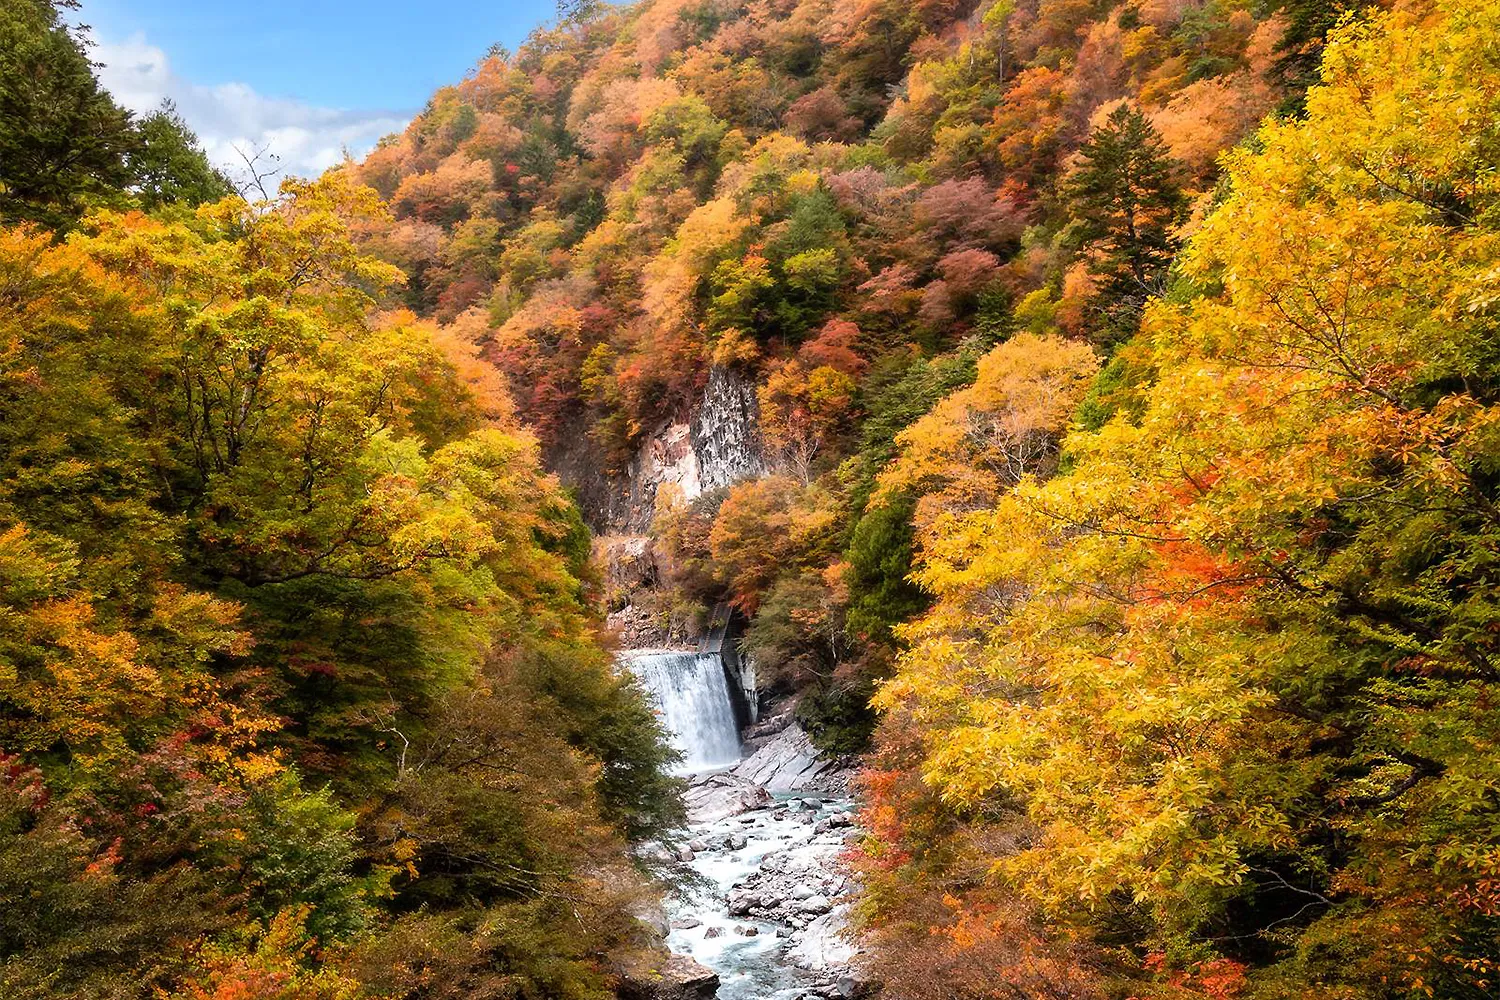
[2,0,1498,997]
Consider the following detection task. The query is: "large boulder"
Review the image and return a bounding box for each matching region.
[789,903,859,971]
[684,772,772,823]
[730,722,835,792]
[618,953,720,1000]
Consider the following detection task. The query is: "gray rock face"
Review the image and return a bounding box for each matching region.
[683,772,772,823]
[628,419,703,532]
[731,722,837,792]
[556,365,764,535]
[691,365,764,492]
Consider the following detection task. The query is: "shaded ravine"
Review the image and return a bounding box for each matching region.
[625,651,862,999]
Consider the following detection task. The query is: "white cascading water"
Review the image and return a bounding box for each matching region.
[623,650,742,774]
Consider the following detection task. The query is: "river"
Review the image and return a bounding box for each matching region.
[624,649,862,1000]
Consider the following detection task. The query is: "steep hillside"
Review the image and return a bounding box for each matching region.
[0,5,683,999]
[347,0,1314,732]
[345,0,1500,997]
[8,0,1498,997]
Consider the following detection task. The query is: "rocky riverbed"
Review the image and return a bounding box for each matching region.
[665,790,861,999]
[641,718,866,1000]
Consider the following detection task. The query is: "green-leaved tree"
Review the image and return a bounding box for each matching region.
[1067,103,1184,345]
[0,0,135,228]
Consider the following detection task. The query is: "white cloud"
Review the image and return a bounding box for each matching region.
[91,32,410,186]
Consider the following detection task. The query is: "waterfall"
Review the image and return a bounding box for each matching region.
[623,650,742,774]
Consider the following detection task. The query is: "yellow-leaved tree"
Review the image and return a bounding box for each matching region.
[870,1,1500,996]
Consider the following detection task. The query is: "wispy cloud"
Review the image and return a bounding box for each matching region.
[90,31,409,185]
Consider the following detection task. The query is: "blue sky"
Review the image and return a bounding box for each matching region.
[81,1,559,181]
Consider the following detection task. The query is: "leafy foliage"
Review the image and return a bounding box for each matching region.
[0,2,230,228]
[0,0,135,228]
[0,168,681,996]
[8,0,1467,996]
[871,2,1500,994]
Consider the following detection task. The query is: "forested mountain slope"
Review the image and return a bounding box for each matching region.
[347,0,1316,744]
[0,4,682,998]
[863,3,1500,996]
[3,0,1499,997]
[346,0,1500,996]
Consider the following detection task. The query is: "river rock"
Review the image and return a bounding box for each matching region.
[670,917,702,930]
[633,899,670,937]
[836,975,867,998]
[799,894,832,914]
[788,904,858,971]
[618,952,720,1000]
[703,926,721,939]
[660,953,720,998]
[684,772,772,823]
[727,833,748,850]
[730,723,835,792]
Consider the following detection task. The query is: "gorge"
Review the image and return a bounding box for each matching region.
[5,0,1498,997]
[598,342,867,994]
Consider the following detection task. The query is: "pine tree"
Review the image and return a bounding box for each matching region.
[1067,104,1184,344]
[130,101,234,210]
[0,0,136,228]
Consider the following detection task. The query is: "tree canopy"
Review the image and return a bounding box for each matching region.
[0,1,230,228]
[8,0,1495,996]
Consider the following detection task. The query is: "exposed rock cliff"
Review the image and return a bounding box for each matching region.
[547,365,764,535]
[690,365,764,493]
